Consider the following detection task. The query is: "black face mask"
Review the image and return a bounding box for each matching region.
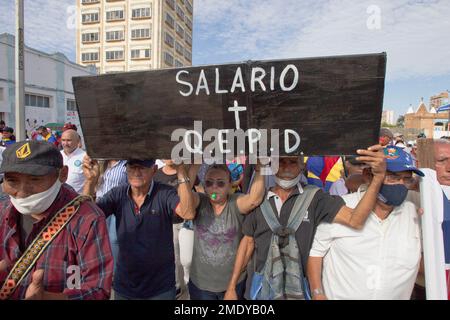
[377,184,408,207]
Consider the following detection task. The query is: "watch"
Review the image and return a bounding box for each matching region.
[312,288,325,296]
[177,177,191,185]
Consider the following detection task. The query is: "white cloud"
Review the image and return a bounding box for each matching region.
[194,0,450,80]
[0,0,76,61]
[1,0,449,81]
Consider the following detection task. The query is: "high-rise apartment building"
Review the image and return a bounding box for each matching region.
[76,0,193,73]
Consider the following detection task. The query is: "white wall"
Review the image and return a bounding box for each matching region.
[0,33,96,138]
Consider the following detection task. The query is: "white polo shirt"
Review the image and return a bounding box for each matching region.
[310,190,421,300]
[61,147,86,193]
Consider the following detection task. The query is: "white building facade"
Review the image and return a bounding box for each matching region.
[0,33,96,138]
[76,0,194,73]
[382,110,395,126]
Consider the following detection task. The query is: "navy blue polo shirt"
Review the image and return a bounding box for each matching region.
[96,181,180,299]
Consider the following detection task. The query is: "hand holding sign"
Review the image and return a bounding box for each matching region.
[82,154,100,182]
[356,144,386,182]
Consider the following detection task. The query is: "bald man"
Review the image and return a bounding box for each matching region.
[61,129,86,193]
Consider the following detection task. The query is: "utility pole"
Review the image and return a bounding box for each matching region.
[15,0,25,141]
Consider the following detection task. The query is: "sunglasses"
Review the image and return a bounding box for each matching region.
[205,180,227,188]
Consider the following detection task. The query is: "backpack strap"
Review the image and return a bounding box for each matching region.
[259,198,281,233]
[260,185,320,237]
[287,185,320,232]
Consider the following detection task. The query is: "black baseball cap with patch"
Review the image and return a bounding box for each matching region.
[126,159,155,167]
[0,141,63,176]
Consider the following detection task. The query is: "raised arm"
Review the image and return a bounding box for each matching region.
[236,166,265,214]
[333,144,386,229]
[175,164,198,220]
[82,154,99,197]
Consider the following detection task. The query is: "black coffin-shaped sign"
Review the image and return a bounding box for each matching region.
[72,53,386,160]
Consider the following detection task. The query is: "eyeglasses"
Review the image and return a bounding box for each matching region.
[205,180,227,188]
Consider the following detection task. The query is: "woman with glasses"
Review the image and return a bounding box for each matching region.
[187,163,265,300]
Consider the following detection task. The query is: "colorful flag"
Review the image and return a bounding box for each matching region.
[305,156,343,192]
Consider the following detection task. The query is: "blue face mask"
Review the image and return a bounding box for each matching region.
[377,184,408,207]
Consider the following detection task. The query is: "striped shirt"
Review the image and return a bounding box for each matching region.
[0,184,113,300]
[96,160,128,198]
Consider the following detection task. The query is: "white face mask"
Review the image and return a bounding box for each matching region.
[10,179,62,215]
[274,174,301,190]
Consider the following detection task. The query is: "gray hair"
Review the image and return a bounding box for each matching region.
[434,139,450,146]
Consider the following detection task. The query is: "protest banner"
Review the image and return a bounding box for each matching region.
[73,53,386,162]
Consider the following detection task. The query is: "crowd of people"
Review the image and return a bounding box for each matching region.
[0,125,448,301]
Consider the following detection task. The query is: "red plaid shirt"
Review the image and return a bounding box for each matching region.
[0,184,113,300]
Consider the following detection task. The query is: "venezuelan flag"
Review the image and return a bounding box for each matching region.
[305,156,343,192]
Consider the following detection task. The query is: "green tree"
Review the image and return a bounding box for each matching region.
[381,122,396,128]
[396,115,405,128]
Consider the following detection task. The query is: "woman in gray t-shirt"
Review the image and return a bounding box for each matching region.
[189,164,265,300]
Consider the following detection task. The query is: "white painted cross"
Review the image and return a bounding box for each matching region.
[228,100,247,130]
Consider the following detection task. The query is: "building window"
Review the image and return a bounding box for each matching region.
[175,59,183,68]
[165,12,175,28]
[164,32,174,47]
[164,52,174,66]
[82,12,99,24]
[25,94,50,108]
[106,30,124,41]
[185,33,192,46]
[131,28,151,39]
[185,1,193,14]
[106,10,124,21]
[105,50,124,61]
[184,48,192,62]
[175,41,184,55]
[131,49,151,59]
[82,32,99,43]
[67,99,77,111]
[185,16,192,30]
[0,88,3,101]
[81,52,99,62]
[176,23,184,39]
[176,5,185,20]
[82,0,100,4]
[165,0,175,10]
[132,7,151,19]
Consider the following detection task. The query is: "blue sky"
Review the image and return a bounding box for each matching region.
[1,0,449,120]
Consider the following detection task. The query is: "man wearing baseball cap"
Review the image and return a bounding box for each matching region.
[1,127,16,148]
[308,145,424,300]
[379,128,394,147]
[0,141,113,300]
[82,155,196,300]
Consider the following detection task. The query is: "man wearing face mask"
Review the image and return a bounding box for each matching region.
[307,145,424,300]
[225,144,386,300]
[0,141,113,300]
